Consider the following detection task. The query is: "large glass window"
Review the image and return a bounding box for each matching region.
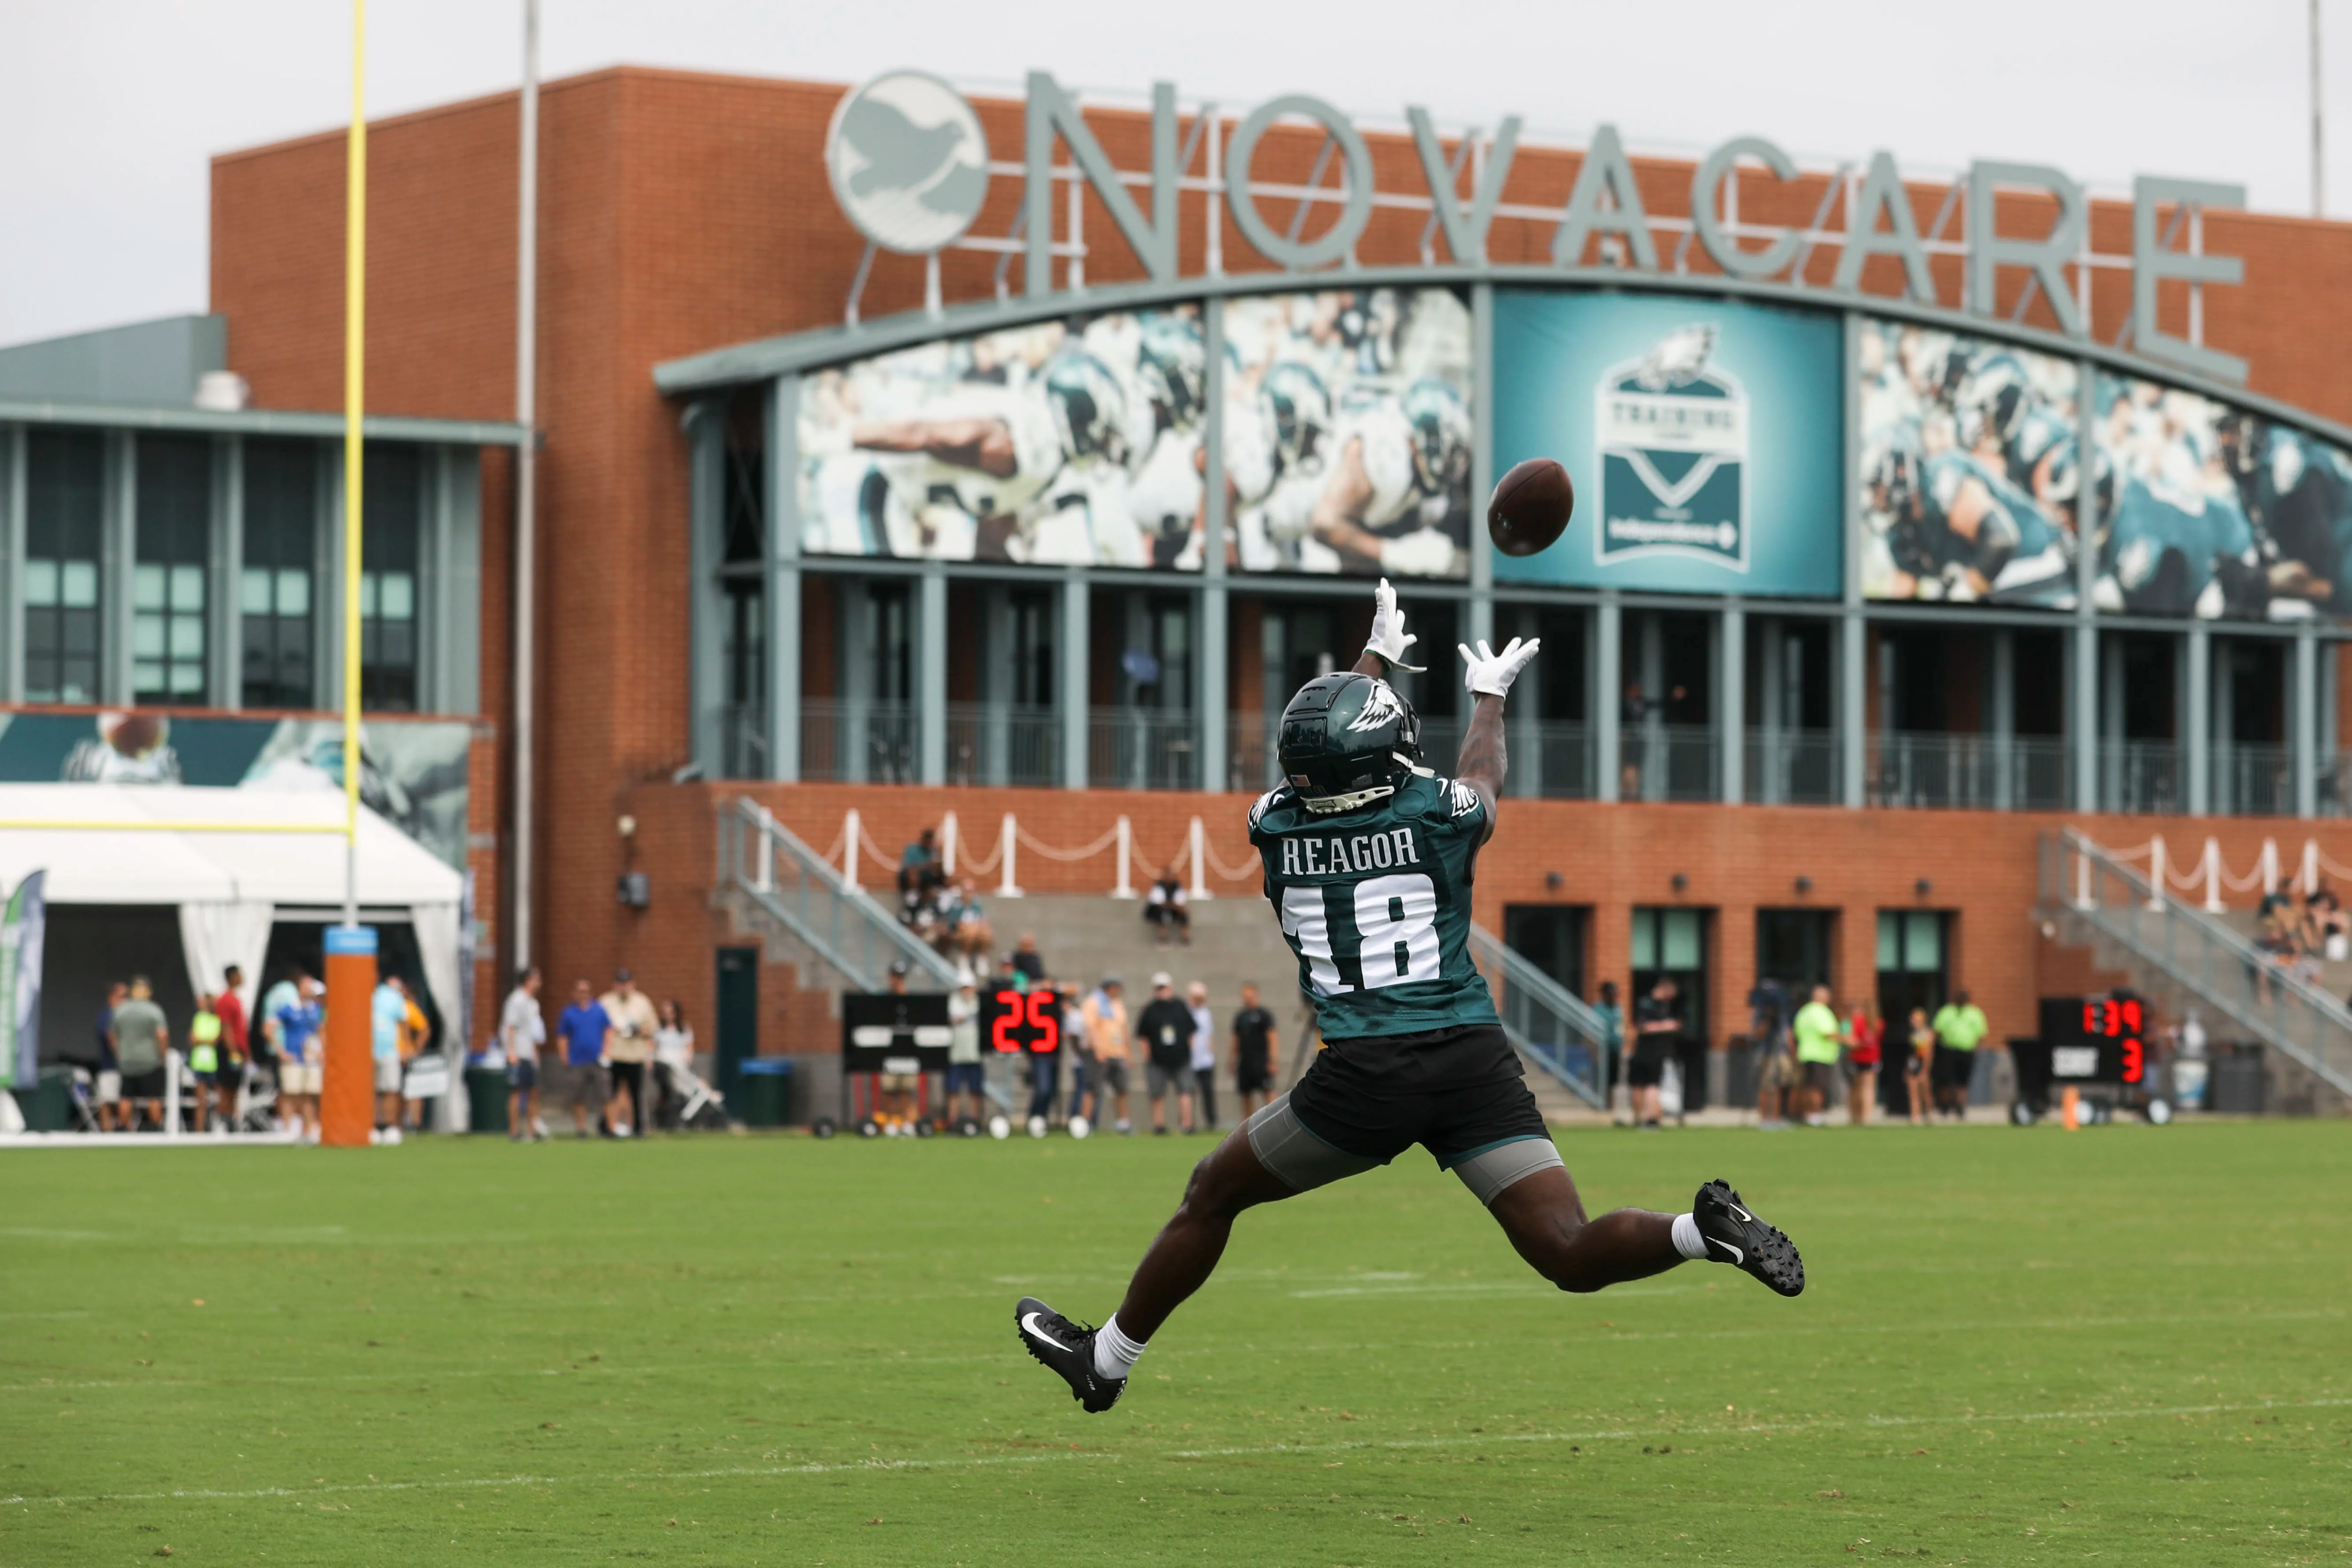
[359,446,421,711]
[24,430,106,704]
[719,433,765,775]
[241,439,317,709]
[133,435,212,704]
[1875,910,1950,1027]
[1630,906,1711,1046]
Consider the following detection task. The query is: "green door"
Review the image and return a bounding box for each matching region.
[715,947,758,1101]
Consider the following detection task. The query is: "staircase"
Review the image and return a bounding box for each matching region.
[715,797,961,995]
[2035,829,2352,1114]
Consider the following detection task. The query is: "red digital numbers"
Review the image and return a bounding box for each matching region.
[2121,1037,2144,1084]
[988,988,1062,1053]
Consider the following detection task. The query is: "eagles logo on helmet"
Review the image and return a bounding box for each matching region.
[1277,671,1423,815]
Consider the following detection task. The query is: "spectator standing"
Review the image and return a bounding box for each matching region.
[601,970,659,1138]
[1058,983,1089,1130]
[1628,976,1680,1129]
[1144,868,1190,946]
[555,980,613,1139]
[111,976,171,1133]
[653,1000,695,1128]
[395,978,432,1134]
[1184,981,1217,1131]
[1592,980,1623,1102]
[501,967,545,1142]
[1929,990,1988,1119]
[1844,997,1883,1127]
[1749,975,1795,1128]
[875,960,922,1132]
[274,973,324,1142]
[214,966,249,1130]
[1229,983,1278,1120]
[92,980,127,1132]
[370,973,407,1143]
[946,977,986,1127]
[1010,933,1049,983]
[1903,1005,1935,1124]
[1790,984,1842,1128]
[1081,976,1131,1134]
[1136,973,1196,1134]
[184,991,221,1135]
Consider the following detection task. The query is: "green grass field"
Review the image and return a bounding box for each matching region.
[3,1121,2348,1566]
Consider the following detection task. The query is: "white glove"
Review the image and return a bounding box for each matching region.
[1377,530,1457,579]
[1362,576,1425,672]
[1459,636,1540,699]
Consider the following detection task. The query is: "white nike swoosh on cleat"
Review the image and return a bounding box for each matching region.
[1727,1203,1752,1222]
[1020,1312,1066,1349]
[1706,1236,1744,1265]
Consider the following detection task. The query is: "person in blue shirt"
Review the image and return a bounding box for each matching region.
[555,979,614,1139]
[273,973,324,1143]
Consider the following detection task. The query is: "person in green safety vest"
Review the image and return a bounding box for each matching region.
[1929,991,1989,1119]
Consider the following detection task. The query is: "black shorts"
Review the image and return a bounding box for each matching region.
[1287,1024,1545,1169]
[1931,1045,1975,1091]
[120,1067,167,1100]
[1625,1039,1672,1089]
[1235,1055,1271,1094]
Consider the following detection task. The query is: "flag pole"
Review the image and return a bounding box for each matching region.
[324,0,380,1148]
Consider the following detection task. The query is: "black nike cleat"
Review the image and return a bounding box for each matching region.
[1014,1296,1126,1412]
[1692,1179,1805,1297]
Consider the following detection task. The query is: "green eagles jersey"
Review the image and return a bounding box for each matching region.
[1248,771,1499,1042]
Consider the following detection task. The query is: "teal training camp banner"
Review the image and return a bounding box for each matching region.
[1491,291,1843,597]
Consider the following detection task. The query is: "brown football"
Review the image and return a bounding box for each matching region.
[1487,457,1574,557]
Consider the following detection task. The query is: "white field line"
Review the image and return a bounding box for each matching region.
[7,1394,2350,1511]
[3,1307,2339,1395]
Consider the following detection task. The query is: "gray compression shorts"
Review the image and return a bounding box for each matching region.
[1242,1092,1564,1207]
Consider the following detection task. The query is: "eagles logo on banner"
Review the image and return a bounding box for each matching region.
[1595,324,1749,571]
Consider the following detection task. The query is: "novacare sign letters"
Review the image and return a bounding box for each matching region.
[825,69,2251,385]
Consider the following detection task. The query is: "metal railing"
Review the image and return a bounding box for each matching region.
[946,702,1060,788]
[2212,742,2291,818]
[802,699,918,784]
[2036,828,2352,1100]
[1623,723,1717,802]
[1468,922,1609,1108]
[714,703,768,781]
[1871,732,2071,811]
[1746,727,1838,805]
[715,796,961,993]
[1089,708,1199,791]
[2099,740,2182,816]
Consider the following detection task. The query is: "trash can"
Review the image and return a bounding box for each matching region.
[465,1066,510,1135]
[739,1058,795,1128]
[2208,1045,2265,1114]
[11,1067,72,1132]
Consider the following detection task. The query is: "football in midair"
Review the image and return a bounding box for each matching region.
[1486,458,1574,557]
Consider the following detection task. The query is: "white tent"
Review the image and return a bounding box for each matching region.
[0,783,465,1042]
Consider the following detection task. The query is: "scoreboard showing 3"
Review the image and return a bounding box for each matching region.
[981,984,1061,1056]
[2037,993,2148,1086]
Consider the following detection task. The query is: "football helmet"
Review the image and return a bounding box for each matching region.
[1043,354,1131,467]
[1399,378,1471,497]
[1276,671,1422,816]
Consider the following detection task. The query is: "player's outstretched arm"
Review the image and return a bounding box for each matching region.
[1454,637,1540,840]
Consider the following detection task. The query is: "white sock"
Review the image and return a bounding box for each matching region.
[1669,1212,1710,1262]
[1092,1314,1148,1381]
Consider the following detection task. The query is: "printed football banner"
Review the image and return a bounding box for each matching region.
[797,306,1209,569]
[1858,318,2082,608]
[1219,287,1474,577]
[2091,372,2352,621]
[1490,292,1842,595]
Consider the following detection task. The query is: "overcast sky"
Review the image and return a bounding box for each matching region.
[0,0,2342,346]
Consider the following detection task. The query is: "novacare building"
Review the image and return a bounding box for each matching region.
[6,65,2351,1114]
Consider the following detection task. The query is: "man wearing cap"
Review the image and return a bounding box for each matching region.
[600,969,660,1138]
[946,974,986,1126]
[1136,973,1197,1136]
[1081,976,1131,1135]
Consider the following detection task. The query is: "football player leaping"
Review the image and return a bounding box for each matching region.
[1016,581,1805,1413]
